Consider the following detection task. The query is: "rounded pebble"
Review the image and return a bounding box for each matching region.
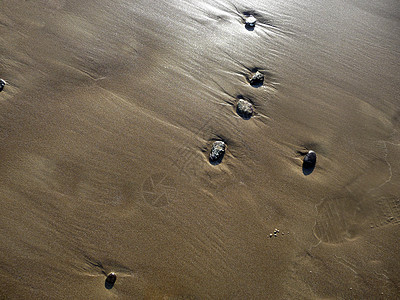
[236,99,254,118]
[303,150,317,168]
[249,71,264,86]
[209,141,226,163]
[106,272,117,285]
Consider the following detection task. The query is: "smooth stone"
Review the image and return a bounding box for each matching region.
[236,99,253,118]
[106,272,117,285]
[0,79,5,92]
[303,150,317,167]
[245,15,257,27]
[209,141,226,163]
[249,71,264,86]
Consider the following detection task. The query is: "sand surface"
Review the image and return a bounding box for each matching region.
[1,0,399,298]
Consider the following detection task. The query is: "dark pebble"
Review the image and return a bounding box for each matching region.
[249,71,264,86]
[303,150,317,168]
[236,99,254,118]
[106,272,117,285]
[209,141,226,163]
[0,79,5,92]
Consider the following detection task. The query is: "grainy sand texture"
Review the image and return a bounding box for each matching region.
[1,0,399,298]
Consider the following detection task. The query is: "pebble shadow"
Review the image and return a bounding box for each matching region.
[209,154,225,165]
[245,24,255,31]
[302,164,315,176]
[105,280,115,290]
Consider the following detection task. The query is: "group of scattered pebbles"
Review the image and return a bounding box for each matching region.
[0,14,317,290]
[209,16,317,171]
[270,228,279,238]
[269,228,289,238]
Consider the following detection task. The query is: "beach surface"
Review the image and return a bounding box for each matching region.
[1,0,399,298]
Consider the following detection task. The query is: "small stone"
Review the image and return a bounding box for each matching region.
[106,272,117,285]
[236,99,254,118]
[269,234,273,238]
[274,233,277,237]
[0,79,6,92]
[209,141,226,163]
[303,150,317,168]
[282,232,284,235]
[249,71,264,86]
[245,15,257,27]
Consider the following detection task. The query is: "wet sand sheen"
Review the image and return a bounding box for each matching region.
[0,0,399,298]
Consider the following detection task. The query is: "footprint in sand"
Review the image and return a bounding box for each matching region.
[313,195,360,244]
[142,172,176,207]
[369,196,400,229]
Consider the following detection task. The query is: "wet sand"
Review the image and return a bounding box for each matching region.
[1,0,399,298]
